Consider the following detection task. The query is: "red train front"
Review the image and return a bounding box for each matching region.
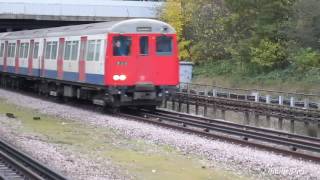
[104,19,179,108]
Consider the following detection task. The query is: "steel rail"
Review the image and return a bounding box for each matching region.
[142,111,320,153]
[120,109,320,163]
[155,109,320,144]
[0,139,67,180]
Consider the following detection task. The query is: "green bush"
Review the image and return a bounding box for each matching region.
[250,39,287,69]
[292,48,320,70]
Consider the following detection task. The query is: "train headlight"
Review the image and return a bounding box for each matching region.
[113,75,120,81]
[119,75,127,81]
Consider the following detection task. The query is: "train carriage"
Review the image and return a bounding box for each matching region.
[0,19,179,109]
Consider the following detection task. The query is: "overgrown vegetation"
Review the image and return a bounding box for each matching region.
[161,0,320,90]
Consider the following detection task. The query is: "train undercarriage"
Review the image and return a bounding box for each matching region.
[0,73,176,111]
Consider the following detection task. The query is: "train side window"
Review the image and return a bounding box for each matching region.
[11,43,16,58]
[64,41,71,60]
[0,43,4,57]
[45,42,51,59]
[7,43,16,58]
[113,36,131,56]
[19,43,29,59]
[51,42,58,60]
[71,41,79,61]
[33,42,39,59]
[86,40,95,61]
[24,43,29,58]
[19,43,24,58]
[86,40,101,61]
[140,36,149,55]
[45,41,58,60]
[94,40,101,61]
[156,36,173,56]
[64,41,79,61]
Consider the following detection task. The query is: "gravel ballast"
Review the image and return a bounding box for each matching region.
[0,115,130,180]
[0,88,319,179]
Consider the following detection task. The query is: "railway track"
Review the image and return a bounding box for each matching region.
[0,139,67,180]
[1,86,319,164]
[120,108,320,162]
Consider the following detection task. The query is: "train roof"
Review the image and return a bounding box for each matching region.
[0,19,175,40]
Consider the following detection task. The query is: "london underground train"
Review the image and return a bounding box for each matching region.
[0,19,179,109]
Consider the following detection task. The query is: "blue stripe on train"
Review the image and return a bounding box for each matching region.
[63,71,79,81]
[19,67,29,75]
[7,66,15,73]
[44,70,58,79]
[86,73,104,85]
[2,67,104,85]
[32,69,40,76]
[45,70,104,85]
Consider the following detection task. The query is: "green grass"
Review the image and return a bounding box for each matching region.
[193,61,320,94]
[0,99,251,180]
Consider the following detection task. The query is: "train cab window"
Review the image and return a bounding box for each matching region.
[156,36,173,56]
[64,41,79,61]
[7,43,16,58]
[19,43,29,59]
[113,36,131,56]
[86,40,101,61]
[0,43,4,57]
[45,41,58,60]
[33,42,39,59]
[140,36,149,55]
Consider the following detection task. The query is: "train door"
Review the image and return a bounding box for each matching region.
[136,35,154,83]
[107,33,136,85]
[78,36,87,82]
[18,39,30,75]
[0,41,4,71]
[84,36,104,85]
[57,38,65,79]
[28,40,34,75]
[152,34,179,85]
[14,40,20,73]
[3,41,8,72]
[31,39,41,76]
[40,39,46,77]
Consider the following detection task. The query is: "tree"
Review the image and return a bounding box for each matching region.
[160,0,191,60]
[224,0,296,69]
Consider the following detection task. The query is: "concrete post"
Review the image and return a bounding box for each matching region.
[172,98,175,111]
[266,116,271,127]
[266,95,271,104]
[244,112,250,125]
[254,113,259,127]
[278,96,284,105]
[278,118,283,130]
[212,89,217,97]
[290,120,295,133]
[252,92,259,102]
[221,109,226,120]
[212,105,217,118]
[304,98,309,109]
[195,102,199,115]
[290,97,295,107]
[204,101,208,116]
[178,98,182,112]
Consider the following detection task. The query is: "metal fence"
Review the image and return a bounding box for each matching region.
[178,82,320,110]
